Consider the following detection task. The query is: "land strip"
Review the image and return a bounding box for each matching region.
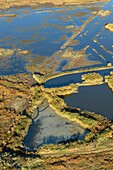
[39,143,113,157]
[33,64,113,84]
[0,0,110,10]
[60,15,98,50]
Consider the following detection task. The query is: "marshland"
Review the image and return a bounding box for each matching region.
[0,0,113,169]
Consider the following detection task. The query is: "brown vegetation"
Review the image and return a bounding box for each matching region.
[0,48,30,62]
[105,23,113,32]
[0,70,113,169]
[105,71,113,91]
[0,0,110,9]
[0,74,35,152]
[81,72,103,85]
[99,10,112,16]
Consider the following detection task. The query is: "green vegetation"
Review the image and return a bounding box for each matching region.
[42,64,113,83]
[26,85,45,116]
[45,83,79,96]
[0,3,113,168]
[33,74,45,85]
[44,90,110,132]
[105,71,113,91]
[26,68,112,151]
[6,115,31,151]
[0,65,113,169]
[82,72,103,85]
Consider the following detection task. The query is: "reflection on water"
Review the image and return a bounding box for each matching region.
[0,6,90,56]
[23,102,88,149]
[68,1,113,69]
[0,54,27,75]
[44,73,82,88]
[0,1,111,75]
[44,68,113,88]
[65,84,113,120]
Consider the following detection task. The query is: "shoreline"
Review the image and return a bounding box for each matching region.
[0,0,110,10]
[0,1,113,168]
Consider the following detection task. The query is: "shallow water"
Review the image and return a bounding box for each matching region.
[0,2,112,75]
[72,0,113,65]
[23,102,88,149]
[65,84,113,120]
[0,6,90,55]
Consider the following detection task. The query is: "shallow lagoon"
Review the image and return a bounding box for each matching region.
[0,1,113,75]
[0,6,90,57]
[23,102,88,149]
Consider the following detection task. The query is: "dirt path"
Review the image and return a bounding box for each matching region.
[39,140,113,158]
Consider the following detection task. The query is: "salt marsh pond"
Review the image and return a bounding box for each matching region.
[65,84,113,120]
[23,102,88,150]
[0,0,113,153]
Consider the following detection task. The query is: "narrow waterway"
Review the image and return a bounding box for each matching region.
[44,68,113,88]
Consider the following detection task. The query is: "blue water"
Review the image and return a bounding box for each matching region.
[71,0,113,65]
[0,1,113,75]
[44,68,113,88]
[23,102,88,149]
[65,84,113,120]
[0,6,90,56]
[44,73,82,88]
[0,2,109,75]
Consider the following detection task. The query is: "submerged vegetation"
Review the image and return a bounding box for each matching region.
[0,0,113,169]
[0,48,30,62]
